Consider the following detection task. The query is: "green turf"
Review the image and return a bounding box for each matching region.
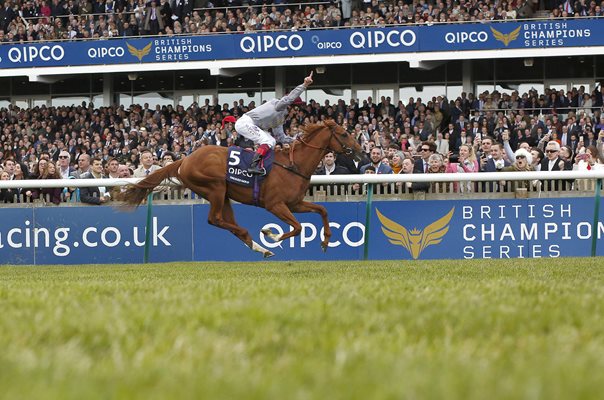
[1,259,604,400]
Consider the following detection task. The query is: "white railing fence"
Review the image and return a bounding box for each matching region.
[1,171,604,190]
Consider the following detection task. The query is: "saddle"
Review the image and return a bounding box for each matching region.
[225,146,274,187]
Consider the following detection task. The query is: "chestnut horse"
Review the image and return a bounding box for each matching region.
[120,119,363,257]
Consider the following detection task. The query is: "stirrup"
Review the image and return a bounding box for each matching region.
[247,165,266,176]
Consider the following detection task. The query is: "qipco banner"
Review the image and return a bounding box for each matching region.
[195,198,604,261]
[1,19,603,69]
[0,198,602,264]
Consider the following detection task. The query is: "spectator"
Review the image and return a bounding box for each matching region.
[0,171,17,203]
[389,151,405,174]
[70,153,91,179]
[481,143,510,172]
[3,158,16,180]
[30,158,49,179]
[480,142,511,192]
[360,147,393,174]
[352,165,377,195]
[315,151,349,176]
[106,157,120,178]
[394,156,421,192]
[31,161,63,205]
[133,148,160,177]
[80,157,110,205]
[503,148,534,173]
[315,150,349,195]
[413,141,436,173]
[161,151,176,166]
[500,148,537,191]
[426,153,449,193]
[117,164,132,178]
[541,140,572,190]
[574,145,604,170]
[435,130,449,156]
[447,144,479,192]
[531,148,544,171]
[57,151,74,179]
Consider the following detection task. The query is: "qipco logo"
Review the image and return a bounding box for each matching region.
[240,34,304,53]
[350,30,416,49]
[444,31,488,44]
[8,45,65,63]
[88,46,125,59]
[260,221,365,249]
[311,35,342,50]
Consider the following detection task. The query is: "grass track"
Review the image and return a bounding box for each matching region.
[1,258,604,399]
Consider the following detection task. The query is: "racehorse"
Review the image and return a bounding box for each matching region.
[120,119,363,257]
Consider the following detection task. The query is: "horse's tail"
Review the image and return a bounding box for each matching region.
[121,159,183,207]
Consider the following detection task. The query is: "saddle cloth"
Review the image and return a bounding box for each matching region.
[225,146,274,187]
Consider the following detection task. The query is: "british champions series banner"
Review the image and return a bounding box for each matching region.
[0,19,601,69]
[0,197,602,265]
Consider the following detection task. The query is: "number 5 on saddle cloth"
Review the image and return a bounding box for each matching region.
[226,147,275,187]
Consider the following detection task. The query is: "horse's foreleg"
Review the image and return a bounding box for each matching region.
[290,201,331,252]
[263,202,303,245]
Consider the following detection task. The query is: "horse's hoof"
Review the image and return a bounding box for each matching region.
[264,251,275,258]
[261,228,281,243]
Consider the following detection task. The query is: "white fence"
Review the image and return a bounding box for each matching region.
[0,171,603,205]
[1,171,604,190]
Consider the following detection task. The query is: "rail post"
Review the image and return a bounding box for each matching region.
[363,184,373,261]
[591,179,602,257]
[144,193,153,263]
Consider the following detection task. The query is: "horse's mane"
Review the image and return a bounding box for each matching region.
[297,120,336,141]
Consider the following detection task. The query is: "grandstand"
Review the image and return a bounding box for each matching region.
[0,0,604,205]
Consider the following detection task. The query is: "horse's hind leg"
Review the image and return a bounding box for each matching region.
[221,198,274,258]
[205,186,273,258]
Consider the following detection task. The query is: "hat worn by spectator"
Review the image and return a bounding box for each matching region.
[221,116,237,129]
[292,97,305,105]
[515,148,533,165]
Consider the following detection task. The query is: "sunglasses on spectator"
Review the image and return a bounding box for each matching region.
[59,155,69,159]
[546,149,558,153]
[421,148,430,151]
[516,155,526,159]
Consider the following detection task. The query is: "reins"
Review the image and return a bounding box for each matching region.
[274,123,353,180]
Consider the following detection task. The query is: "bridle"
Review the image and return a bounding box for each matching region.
[297,124,355,157]
[274,124,355,180]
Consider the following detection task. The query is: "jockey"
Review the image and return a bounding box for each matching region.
[235,71,314,175]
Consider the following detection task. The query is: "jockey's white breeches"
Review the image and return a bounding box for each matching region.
[235,114,276,148]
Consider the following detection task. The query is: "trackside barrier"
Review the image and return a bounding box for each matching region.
[0,171,603,264]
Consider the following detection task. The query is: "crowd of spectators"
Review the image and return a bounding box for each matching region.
[1,82,604,203]
[0,0,601,43]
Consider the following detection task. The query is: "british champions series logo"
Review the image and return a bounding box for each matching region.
[490,26,521,46]
[376,207,454,259]
[127,42,152,61]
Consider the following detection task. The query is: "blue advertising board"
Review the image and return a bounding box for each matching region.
[0,198,602,265]
[0,19,601,69]
[0,205,192,265]
[193,202,365,261]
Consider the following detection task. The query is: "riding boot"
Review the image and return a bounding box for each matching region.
[247,152,265,175]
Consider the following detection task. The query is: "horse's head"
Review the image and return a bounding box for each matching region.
[323,119,363,161]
